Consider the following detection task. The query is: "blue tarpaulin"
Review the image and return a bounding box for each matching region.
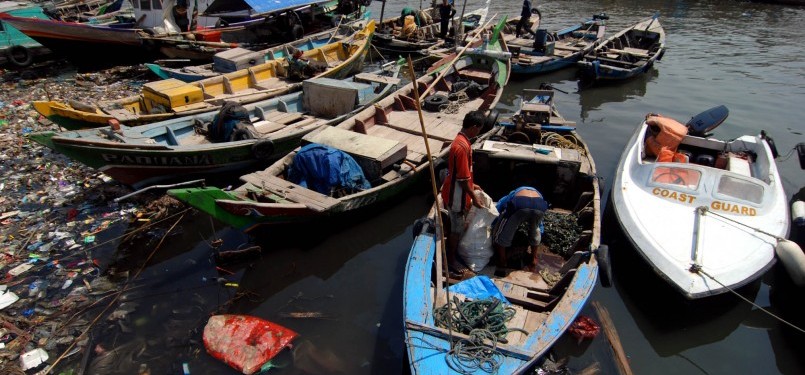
[287,143,371,195]
[204,0,331,16]
[447,276,510,305]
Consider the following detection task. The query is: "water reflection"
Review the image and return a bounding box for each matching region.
[225,193,432,374]
[577,68,658,121]
[602,201,760,357]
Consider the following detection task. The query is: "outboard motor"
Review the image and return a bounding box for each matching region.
[592,13,609,21]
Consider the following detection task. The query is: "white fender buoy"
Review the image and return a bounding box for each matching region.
[792,200,805,226]
[776,239,805,287]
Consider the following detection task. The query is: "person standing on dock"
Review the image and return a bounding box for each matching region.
[516,0,537,38]
[437,0,456,40]
[441,110,486,273]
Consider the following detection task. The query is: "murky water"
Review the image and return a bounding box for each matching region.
[88,1,805,374]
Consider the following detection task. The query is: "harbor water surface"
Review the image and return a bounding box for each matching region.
[90,1,805,374]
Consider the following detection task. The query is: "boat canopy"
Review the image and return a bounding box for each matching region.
[203,0,331,17]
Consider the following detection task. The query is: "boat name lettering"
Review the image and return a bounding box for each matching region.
[651,187,695,204]
[710,201,756,216]
[101,154,213,166]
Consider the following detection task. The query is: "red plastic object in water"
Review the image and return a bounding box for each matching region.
[203,314,298,374]
[568,315,600,343]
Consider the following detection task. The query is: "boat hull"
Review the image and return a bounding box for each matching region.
[41,135,304,189]
[0,14,156,66]
[34,21,375,130]
[509,17,605,76]
[169,20,509,232]
[612,121,789,298]
[577,15,665,82]
[404,86,601,374]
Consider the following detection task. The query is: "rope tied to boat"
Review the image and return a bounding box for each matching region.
[699,207,784,242]
[689,265,805,335]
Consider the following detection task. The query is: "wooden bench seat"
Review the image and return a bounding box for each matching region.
[458,68,492,84]
[608,47,650,58]
[364,125,444,164]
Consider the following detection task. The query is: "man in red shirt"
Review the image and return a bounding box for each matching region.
[441,110,486,273]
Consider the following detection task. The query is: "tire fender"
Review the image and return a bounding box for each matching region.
[596,244,613,288]
[7,45,33,68]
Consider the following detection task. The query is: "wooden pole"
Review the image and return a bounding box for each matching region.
[455,0,468,45]
[592,301,634,375]
[406,54,454,347]
[378,0,386,26]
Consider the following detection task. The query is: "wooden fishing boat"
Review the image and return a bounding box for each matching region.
[140,0,347,62]
[577,14,665,82]
[27,62,400,189]
[32,21,375,131]
[145,19,368,82]
[612,106,789,299]
[44,0,134,23]
[372,2,489,56]
[168,23,510,232]
[506,14,607,75]
[0,12,149,67]
[499,13,540,51]
[404,87,608,374]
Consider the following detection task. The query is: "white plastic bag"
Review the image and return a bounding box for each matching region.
[457,191,499,272]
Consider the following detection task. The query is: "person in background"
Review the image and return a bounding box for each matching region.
[288,48,313,80]
[400,7,422,27]
[441,110,486,273]
[516,0,537,38]
[492,186,548,269]
[172,0,190,32]
[437,0,456,40]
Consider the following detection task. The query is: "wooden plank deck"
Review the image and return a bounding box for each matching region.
[239,170,340,212]
[364,124,444,163]
[384,110,462,142]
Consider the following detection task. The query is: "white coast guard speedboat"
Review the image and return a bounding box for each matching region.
[612,106,789,299]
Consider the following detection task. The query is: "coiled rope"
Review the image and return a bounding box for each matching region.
[441,91,470,114]
[433,296,529,373]
[541,131,586,155]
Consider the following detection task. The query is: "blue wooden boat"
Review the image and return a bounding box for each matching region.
[507,14,607,75]
[404,88,609,374]
[577,14,666,82]
[145,20,367,82]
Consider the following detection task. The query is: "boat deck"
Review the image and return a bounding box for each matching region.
[367,92,485,163]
